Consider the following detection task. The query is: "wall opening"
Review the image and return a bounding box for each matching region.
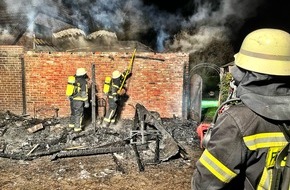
[189,63,220,122]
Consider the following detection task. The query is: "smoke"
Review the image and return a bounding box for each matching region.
[169,26,230,53]
[2,0,62,37]
[170,0,264,53]
[0,28,14,42]
[1,0,265,52]
[156,29,170,52]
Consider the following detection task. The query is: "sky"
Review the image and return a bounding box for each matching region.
[2,0,290,53]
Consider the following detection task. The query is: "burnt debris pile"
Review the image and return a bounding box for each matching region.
[0,104,199,171]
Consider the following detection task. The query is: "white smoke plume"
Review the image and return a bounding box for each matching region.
[169,26,230,54]
[170,0,264,53]
[1,0,265,52]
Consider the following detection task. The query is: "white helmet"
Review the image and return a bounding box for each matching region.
[76,68,87,76]
[112,70,121,79]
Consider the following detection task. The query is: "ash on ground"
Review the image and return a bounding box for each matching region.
[0,110,200,167]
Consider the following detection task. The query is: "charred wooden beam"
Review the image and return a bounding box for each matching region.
[20,56,27,115]
[132,144,144,172]
[112,153,126,174]
[51,146,129,161]
[135,55,165,62]
[0,153,33,161]
[91,63,96,131]
[31,137,129,159]
[29,145,66,158]
[154,136,160,164]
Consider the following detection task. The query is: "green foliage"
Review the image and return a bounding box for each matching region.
[202,107,218,121]
[219,72,233,103]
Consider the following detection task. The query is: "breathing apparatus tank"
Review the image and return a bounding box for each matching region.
[103,76,112,94]
[66,76,76,97]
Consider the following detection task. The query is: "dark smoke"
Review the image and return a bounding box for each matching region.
[1,0,290,53]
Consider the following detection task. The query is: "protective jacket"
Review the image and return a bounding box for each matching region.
[72,75,88,101]
[108,73,124,103]
[103,71,126,126]
[192,65,290,189]
[192,102,287,189]
[70,75,88,130]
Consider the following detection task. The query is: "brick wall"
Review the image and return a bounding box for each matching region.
[0,47,189,119]
[0,46,24,114]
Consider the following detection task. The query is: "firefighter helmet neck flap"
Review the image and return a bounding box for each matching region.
[232,29,290,120]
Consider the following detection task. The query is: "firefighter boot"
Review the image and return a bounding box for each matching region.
[102,119,110,128]
[74,126,82,133]
[68,124,74,128]
[74,115,83,133]
[68,115,75,129]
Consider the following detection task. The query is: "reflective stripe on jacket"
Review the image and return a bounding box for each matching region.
[72,76,88,101]
[192,103,287,190]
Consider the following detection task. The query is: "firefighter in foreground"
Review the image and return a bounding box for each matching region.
[192,28,290,190]
[102,70,131,127]
[67,68,89,132]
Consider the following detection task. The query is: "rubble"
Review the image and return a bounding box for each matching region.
[131,103,188,161]
[0,105,199,170]
[27,123,44,133]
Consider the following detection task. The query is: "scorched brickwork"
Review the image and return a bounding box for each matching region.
[0,46,189,119]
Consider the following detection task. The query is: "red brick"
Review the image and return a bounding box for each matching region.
[0,47,189,118]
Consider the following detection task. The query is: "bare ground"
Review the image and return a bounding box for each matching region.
[0,146,202,190]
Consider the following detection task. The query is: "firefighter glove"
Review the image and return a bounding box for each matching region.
[84,100,89,108]
[80,91,87,98]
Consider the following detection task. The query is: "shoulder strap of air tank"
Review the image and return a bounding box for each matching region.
[201,98,241,149]
[212,98,241,123]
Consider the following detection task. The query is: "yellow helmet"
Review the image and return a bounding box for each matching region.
[112,70,121,79]
[76,68,87,76]
[234,28,290,76]
[67,76,75,83]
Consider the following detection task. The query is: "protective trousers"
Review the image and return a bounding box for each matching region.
[103,97,118,127]
[69,98,75,127]
[72,100,84,129]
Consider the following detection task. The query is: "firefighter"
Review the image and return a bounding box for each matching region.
[69,68,89,132]
[102,70,129,127]
[192,28,290,190]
